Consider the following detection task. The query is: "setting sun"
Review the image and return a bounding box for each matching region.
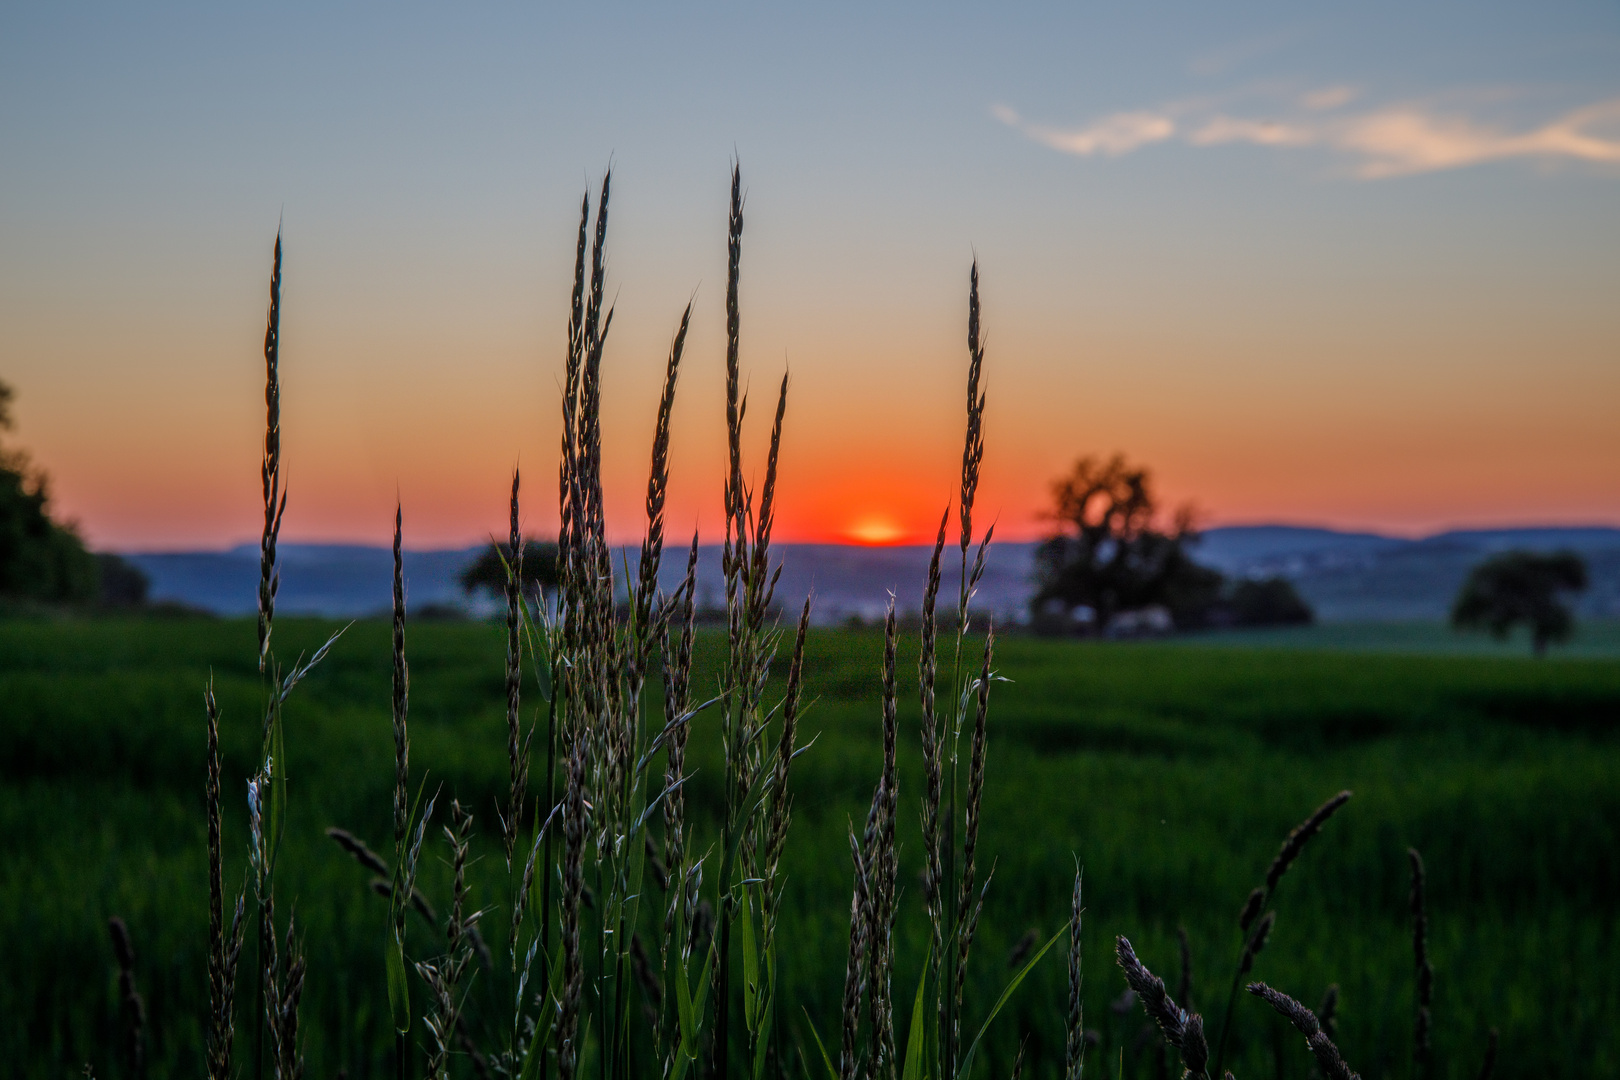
[844,515,907,546]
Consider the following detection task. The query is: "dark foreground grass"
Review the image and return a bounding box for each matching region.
[1,615,1615,1078]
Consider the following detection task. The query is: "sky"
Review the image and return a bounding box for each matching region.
[2,2,1618,550]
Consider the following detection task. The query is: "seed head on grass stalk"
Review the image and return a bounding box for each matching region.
[1238,890,1263,934]
[418,801,480,1080]
[723,162,746,548]
[959,259,985,571]
[524,183,593,1079]
[921,259,997,1080]
[503,470,528,864]
[386,504,438,1064]
[1238,912,1275,977]
[1264,792,1352,897]
[258,232,286,673]
[841,829,872,1080]
[1115,936,1209,1080]
[558,188,589,651]
[749,372,789,640]
[1307,985,1340,1080]
[710,159,805,1080]
[662,533,700,960]
[636,303,690,663]
[266,916,306,1080]
[865,598,901,1080]
[1246,983,1359,1080]
[763,596,811,937]
[1214,790,1353,1079]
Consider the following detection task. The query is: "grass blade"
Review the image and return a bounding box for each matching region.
[957,926,1063,1080]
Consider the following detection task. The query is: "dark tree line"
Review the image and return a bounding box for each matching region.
[0,379,148,608]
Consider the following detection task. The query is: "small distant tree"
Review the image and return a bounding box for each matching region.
[1032,453,1218,632]
[459,537,561,602]
[1230,576,1313,627]
[0,378,99,604]
[1451,549,1588,656]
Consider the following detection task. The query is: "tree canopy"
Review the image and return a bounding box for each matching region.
[1451,549,1588,656]
[1032,454,1221,632]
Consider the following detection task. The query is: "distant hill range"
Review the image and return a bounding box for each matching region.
[124,525,1620,625]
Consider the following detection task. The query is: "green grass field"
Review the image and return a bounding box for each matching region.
[2,615,1616,1079]
[1185,619,1620,658]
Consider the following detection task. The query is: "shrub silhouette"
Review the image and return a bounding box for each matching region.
[1230,577,1313,627]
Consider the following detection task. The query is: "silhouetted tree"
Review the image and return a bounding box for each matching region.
[1230,577,1313,627]
[1451,549,1587,656]
[0,379,99,604]
[1032,454,1216,632]
[459,537,561,602]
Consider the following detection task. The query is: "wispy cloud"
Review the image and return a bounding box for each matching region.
[995,91,1620,178]
[1191,116,1315,148]
[1342,100,1620,177]
[1301,85,1357,111]
[993,105,1174,157]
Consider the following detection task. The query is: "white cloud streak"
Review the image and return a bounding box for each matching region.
[995,105,1175,156]
[995,92,1620,179]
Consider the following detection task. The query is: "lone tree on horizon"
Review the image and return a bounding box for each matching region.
[1031,453,1221,633]
[459,537,561,603]
[1451,549,1588,657]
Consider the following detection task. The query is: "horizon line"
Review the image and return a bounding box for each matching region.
[112,518,1620,556]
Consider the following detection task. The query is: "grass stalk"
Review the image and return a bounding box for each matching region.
[1409,848,1432,1076]
[390,506,411,1080]
[1066,874,1084,1080]
[505,470,528,864]
[206,679,247,1080]
[1246,983,1360,1080]
[1212,791,1352,1078]
[1115,936,1209,1080]
[108,916,146,1080]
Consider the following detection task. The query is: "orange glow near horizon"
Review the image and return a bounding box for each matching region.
[6,142,1620,553]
